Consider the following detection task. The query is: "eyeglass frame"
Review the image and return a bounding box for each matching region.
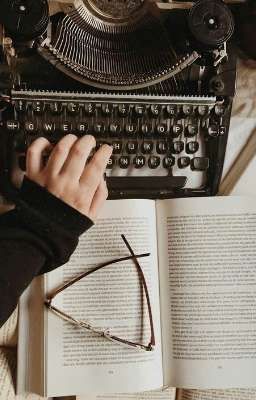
[45,234,155,351]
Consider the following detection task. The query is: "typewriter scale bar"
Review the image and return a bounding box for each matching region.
[5,89,228,199]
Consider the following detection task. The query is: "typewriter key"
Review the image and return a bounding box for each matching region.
[156,142,168,155]
[171,141,184,154]
[126,142,138,154]
[119,156,130,169]
[141,142,154,154]
[191,157,209,171]
[178,157,190,169]
[163,156,175,169]
[6,120,20,131]
[148,156,160,169]
[15,100,27,113]
[186,141,199,154]
[134,156,145,168]
[49,102,63,115]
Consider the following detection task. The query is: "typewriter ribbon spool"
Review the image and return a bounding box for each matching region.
[0,0,49,41]
[188,0,235,49]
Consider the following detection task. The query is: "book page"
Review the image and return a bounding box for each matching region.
[77,387,176,400]
[17,278,45,397]
[156,196,256,389]
[45,199,163,397]
[177,388,256,400]
[0,308,18,347]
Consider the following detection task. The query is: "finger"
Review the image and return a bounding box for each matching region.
[88,178,108,221]
[44,134,78,175]
[80,144,112,194]
[59,135,96,180]
[26,137,52,178]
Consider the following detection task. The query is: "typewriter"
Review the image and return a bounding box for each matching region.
[0,0,242,199]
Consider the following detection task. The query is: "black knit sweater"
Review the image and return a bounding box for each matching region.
[0,177,93,327]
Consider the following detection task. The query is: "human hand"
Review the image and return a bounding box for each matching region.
[25,134,112,221]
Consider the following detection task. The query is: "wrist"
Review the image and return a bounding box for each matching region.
[18,176,94,237]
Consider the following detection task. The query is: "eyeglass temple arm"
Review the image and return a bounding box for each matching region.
[46,252,150,302]
[121,234,156,348]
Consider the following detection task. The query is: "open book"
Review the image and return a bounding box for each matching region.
[17,196,256,398]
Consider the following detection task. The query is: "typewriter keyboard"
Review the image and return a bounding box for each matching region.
[4,91,230,198]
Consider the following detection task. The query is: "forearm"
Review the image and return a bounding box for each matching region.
[0,178,93,328]
[0,236,46,327]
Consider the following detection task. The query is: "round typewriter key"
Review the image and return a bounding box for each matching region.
[32,101,45,114]
[43,122,56,133]
[171,141,184,154]
[107,156,116,169]
[6,120,20,131]
[84,103,95,116]
[134,104,146,117]
[133,156,145,168]
[112,142,122,154]
[186,141,199,154]
[198,105,209,116]
[150,105,160,118]
[109,123,121,136]
[166,105,177,117]
[67,102,79,115]
[102,103,112,116]
[178,157,190,169]
[141,141,154,154]
[93,123,105,135]
[219,126,226,136]
[77,123,89,134]
[185,124,198,137]
[126,141,138,154]
[191,157,209,171]
[208,125,219,137]
[156,141,168,154]
[156,124,168,136]
[49,102,63,115]
[182,105,193,116]
[118,104,129,117]
[172,124,183,137]
[119,156,130,169]
[163,156,175,168]
[141,124,152,136]
[15,100,27,113]
[125,124,136,135]
[61,122,72,133]
[214,104,226,116]
[148,156,160,169]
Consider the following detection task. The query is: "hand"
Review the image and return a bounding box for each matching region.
[25,135,112,221]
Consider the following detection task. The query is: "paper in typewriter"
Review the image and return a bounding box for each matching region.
[18,196,256,397]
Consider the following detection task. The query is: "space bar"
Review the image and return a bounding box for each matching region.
[107,176,187,191]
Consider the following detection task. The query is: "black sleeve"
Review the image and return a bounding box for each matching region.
[0,177,94,328]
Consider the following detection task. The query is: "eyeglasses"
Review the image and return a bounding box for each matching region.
[45,234,155,351]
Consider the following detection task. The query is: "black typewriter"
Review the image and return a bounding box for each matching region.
[0,0,243,199]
